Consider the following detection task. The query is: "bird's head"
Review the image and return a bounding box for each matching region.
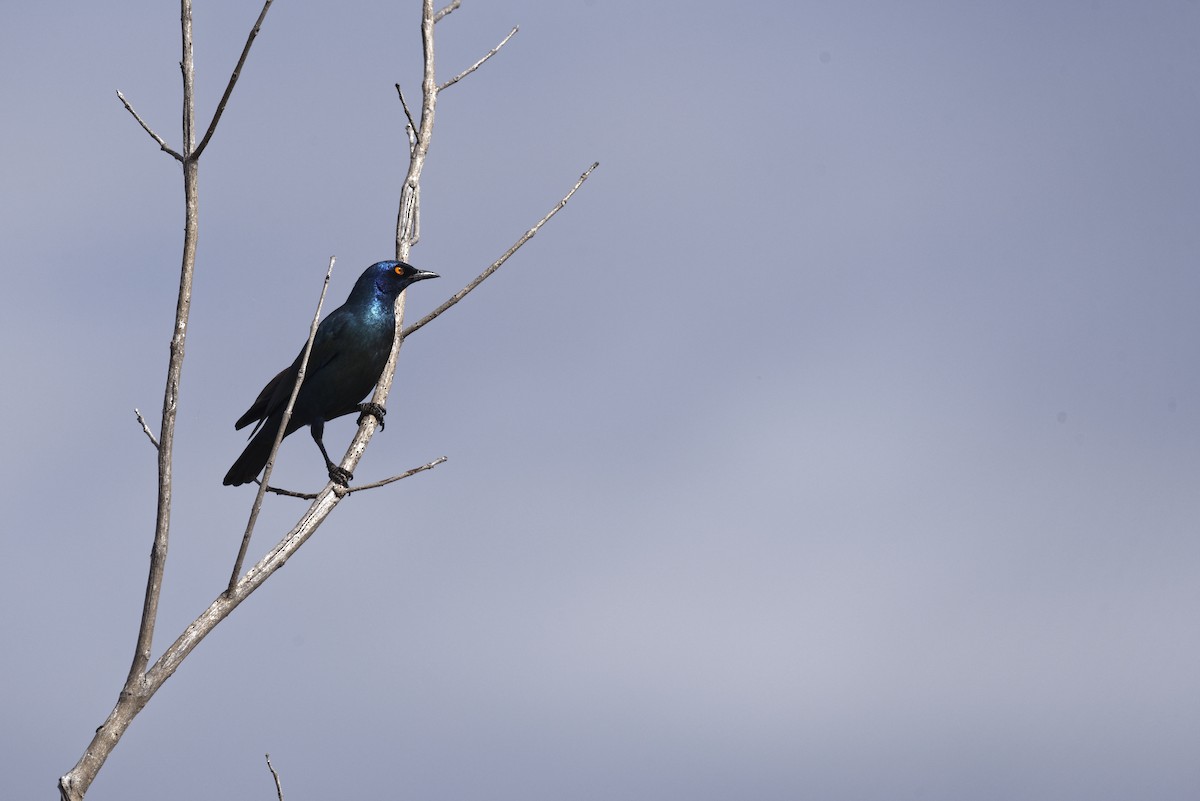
[364,260,439,297]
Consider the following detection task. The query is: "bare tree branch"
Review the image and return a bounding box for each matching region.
[405,161,599,338]
[115,90,184,161]
[395,82,419,141]
[59,1,275,797]
[192,0,276,161]
[345,455,448,492]
[62,482,348,801]
[439,25,518,91]
[134,0,198,695]
[257,484,322,500]
[227,258,337,594]
[394,0,438,261]
[261,455,448,499]
[433,0,460,23]
[134,408,160,449]
[265,754,285,801]
[58,7,201,800]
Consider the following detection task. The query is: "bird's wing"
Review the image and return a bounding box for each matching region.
[233,308,352,432]
[302,309,350,378]
[234,361,297,432]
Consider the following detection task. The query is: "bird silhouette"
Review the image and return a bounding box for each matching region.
[223,260,438,487]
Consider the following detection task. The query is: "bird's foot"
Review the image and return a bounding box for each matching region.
[357,402,387,430]
[328,465,354,487]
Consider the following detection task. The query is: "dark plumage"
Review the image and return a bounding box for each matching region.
[223,260,438,487]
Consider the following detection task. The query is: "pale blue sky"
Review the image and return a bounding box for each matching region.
[3,1,1199,799]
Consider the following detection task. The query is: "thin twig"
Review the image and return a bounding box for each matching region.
[192,0,275,161]
[260,456,448,498]
[265,754,284,801]
[405,161,599,338]
[115,91,184,161]
[439,26,518,92]
[346,456,448,492]
[394,83,419,144]
[433,0,460,23]
[134,408,161,449]
[257,482,313,499]
[227,257,336,594]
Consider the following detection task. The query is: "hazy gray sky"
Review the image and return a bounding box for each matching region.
[4,1,1199,799]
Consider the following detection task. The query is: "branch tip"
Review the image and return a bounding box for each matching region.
[404,161,600,338]
[115,90,184,161]
[266,754,285,801]
[134,408,161,449]
[439,25,519,92]
[191,0,275,160]
[395,82,418,140]
[260,455,449,499]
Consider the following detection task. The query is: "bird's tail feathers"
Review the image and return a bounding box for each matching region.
[223,415,282,486]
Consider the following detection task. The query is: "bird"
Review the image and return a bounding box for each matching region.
[223,260,438,487]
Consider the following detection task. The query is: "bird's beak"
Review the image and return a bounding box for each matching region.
[411,270,439,282]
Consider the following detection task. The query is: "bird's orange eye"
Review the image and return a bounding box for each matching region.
[394,266,404,275]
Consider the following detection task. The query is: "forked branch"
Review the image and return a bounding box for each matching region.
[59,2,275,798]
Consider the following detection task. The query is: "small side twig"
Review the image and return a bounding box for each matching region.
[261,456,448,499]
[394,83,419,145]
[404,161,599,338]
[439,26,518,92]
[134,408,160,449]
[344,455,448,493]
[191,0,275,161]
[227,257,336,594]
[433,0,460,23]
[265,754,284,801]
[115,91,184,161]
